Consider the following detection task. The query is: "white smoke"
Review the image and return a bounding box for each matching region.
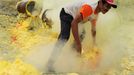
[23,0,134,74]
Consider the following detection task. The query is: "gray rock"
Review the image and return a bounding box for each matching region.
[0,0,19,16]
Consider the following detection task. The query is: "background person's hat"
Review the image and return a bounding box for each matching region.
[106,0,117,8]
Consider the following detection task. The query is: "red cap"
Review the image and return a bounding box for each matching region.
[106,0,117,8]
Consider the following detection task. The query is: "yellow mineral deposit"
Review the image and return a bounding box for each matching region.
[0,59,40,75]
[9,16,57,55]
[82,47,101,70]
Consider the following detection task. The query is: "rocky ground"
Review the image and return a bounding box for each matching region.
[0,0,134,75]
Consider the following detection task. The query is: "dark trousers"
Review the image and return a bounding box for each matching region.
[47,8,73,71]
[58,8,73,41]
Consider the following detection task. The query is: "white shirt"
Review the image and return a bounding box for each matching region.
[64,0,98,21]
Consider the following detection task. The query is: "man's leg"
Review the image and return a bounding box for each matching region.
[46,8,73,72]
[47,39,67,72]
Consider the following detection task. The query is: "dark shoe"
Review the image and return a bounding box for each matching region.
[47,63,56,73]
[48,68,55,73]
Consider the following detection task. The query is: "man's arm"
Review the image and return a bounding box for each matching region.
[91,19,97,46]
[71,13,83,54]
[72,4,93,54]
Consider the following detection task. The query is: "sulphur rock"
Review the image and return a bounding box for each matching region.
[67,73,79,75]
[0,59,41,75]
